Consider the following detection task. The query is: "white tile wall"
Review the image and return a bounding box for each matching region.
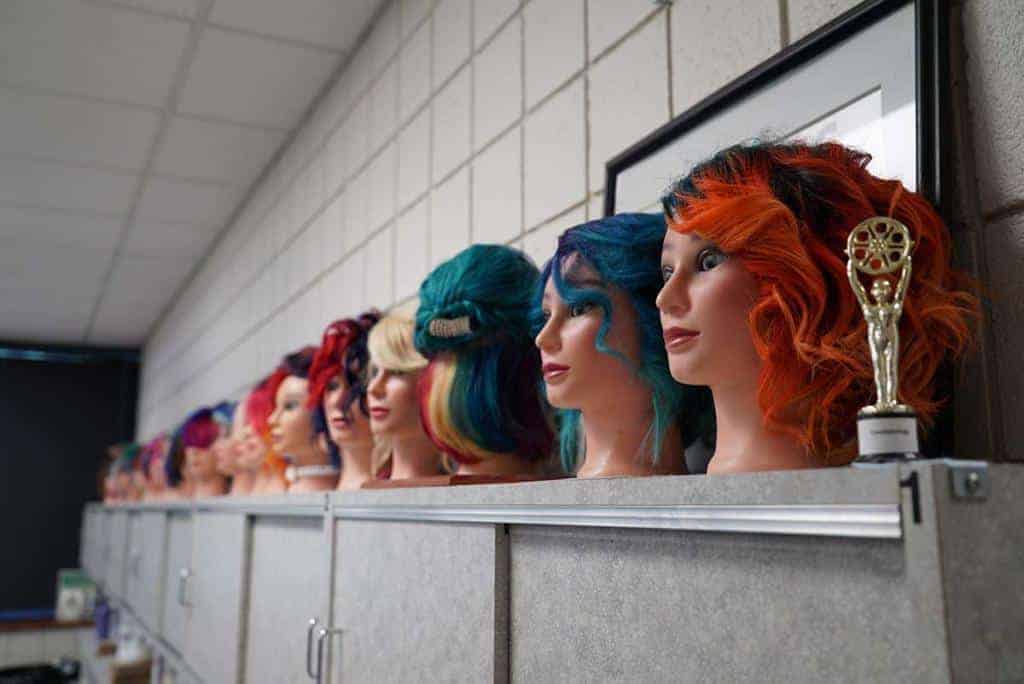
[473,16,522,151]
[473,126,522,245]
[136,0,818,437]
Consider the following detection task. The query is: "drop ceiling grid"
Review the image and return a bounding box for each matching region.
[0,0,365,346]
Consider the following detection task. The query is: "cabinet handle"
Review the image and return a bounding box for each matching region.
[305,618,319,679]
[177,568,191,606]
[315,627,343,684]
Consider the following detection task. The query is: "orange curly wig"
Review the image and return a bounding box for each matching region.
[662,141,978,463]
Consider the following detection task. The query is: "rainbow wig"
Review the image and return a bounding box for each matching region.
[415,244,554,465]
[662,140,978,462]
[537,213,714,472]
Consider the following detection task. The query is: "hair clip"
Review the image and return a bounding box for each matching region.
[428,315,472,338]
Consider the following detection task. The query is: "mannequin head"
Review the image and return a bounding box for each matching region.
[658,140,977,463]
[210,401,237,477]
[535,214,713,474]
[367,315,430,439]
[145,434,169,495]
[308,313,380,455]
[180,408,221,487]
[415,244,554,469]
[269,347,323,464]
[117,444,142,501]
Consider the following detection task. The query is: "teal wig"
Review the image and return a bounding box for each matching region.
[535,213,713,473]
[415,244,554,464]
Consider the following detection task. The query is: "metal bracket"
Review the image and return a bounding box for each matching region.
[949,461,989,501]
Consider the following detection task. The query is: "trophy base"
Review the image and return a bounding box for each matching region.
[855,410,919,463]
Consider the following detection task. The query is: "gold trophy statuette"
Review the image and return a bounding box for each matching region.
[846,216,920,462]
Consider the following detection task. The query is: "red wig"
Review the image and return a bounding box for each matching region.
[246,369,288,434]
[307,311,381,414]
[662,141,978,463]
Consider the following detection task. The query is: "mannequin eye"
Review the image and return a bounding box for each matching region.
[660,265,674,283]
[696,248,727,272]
[569,302,593,317]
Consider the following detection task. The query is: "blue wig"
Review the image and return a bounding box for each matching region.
[535,213,713,473]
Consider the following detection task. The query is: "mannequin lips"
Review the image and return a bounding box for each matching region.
[329,415,350,428]
[542,362,570,383]
[663,326,699,350]
[369,407,390,420]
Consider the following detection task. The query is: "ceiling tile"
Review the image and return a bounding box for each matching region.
[209,0,383,51]
[178,27,340,128]
[136,176,240,226]
[0,310,90,345]
[0,206,122,249]
[0,88,161,171]
[121,220,217,257]
[0,159,137,214]
[0,241,113,288]
[88,254,194,344]
[0,0,190,107]
[153,116,286,185]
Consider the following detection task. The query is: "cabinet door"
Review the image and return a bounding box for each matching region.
[79,508,94,576]
[95,510,110,590]
[330,520,508,683]
[161,512,192,653]
[123,513,144,611]
[244,515,328,684]
[185,511,248,684]
[106,511,129,598]
[136,512,167,633]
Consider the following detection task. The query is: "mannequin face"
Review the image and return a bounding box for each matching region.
[147,455,167,490]
[535,258,646,411]
[211,434,234,476]
[323,373,374,447]
[237,422,267,471]
[185,446,218,481]
[115,471,134,500]
[366,365,424,438]
[656,230,762,388]
[269,376,315,458]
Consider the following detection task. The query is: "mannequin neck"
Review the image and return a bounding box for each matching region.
[228,470,255,496]
[708,378,818,473]
[253,466,287,494]
[192,474,227,498]
[457,451,536,477]
[388,431,442,479]
[337,440,375,490]
[288,470,339,493]
[575,405,685,478]
[286,442,329,468]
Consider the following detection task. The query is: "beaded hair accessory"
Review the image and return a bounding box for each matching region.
[428,315,472,338]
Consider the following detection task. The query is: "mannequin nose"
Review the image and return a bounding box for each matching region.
[535,319,560,352]
[655,275,689,314]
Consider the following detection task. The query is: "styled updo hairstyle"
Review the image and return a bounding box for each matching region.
[538,213,714,472]
[661,140,977,462]
[415,244,554,465]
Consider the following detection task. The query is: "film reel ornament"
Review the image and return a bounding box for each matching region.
[845,216,920,462]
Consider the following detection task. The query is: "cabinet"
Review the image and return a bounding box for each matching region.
[330,519,508,683]
[105,510,129,599]
[161,512,192,654]
[185,511,248,684]
[243,514,328,684]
